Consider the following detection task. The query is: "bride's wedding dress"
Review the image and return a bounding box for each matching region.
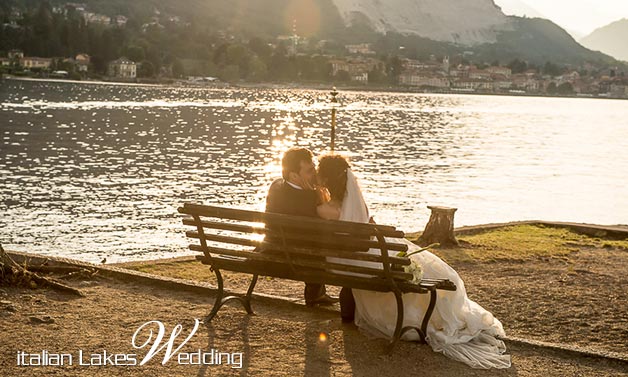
[330,169,511,369]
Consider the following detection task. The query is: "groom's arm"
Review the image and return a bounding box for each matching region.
[265,179,283,214]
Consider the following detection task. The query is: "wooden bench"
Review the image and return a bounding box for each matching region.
[178,203,456,352]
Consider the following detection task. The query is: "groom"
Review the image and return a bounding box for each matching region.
[265,147,338,306]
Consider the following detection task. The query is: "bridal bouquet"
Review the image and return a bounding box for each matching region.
[404,259,423,284]
[397,243,438,284]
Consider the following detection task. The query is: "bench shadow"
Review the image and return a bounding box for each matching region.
[197,316,252,377]
[340,325,520,377]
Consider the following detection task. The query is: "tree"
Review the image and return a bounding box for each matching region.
[546,82,557,94]
[507,58,528,74]
[138,61,155,77]
[368,63,387,84]
[171,59,184,78]
[268,52,297,81]
[247,55,267,82]
[387,56,403,85]
[557,82,574,95]
[126,45,145,63]
[543,61,563,77]
[248,37,272,60]
[220,64,240,82]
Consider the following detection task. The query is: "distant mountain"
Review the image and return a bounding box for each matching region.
[580,19,628,62]
[474,17,617,66]
[329,0,616,65]
[331,0,510,45]
[2,0,621,68]
[493,0,544,18]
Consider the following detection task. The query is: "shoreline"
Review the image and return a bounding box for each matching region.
[4,220,627,265]
[4,75,627,101]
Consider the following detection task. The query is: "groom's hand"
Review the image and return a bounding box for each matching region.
[292,174,316,191]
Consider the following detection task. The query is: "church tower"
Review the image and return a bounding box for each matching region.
[443,56,450,73]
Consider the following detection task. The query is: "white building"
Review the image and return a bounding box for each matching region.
[20,57,52,69]
[487,66,512,77]
[107,57,136,79]
[345,43,375,55]
[8,50,24,60]
[399,73,449,88]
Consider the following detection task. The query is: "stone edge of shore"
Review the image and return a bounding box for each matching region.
[3,220,628,363]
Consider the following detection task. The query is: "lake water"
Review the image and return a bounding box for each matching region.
[1,78,627,263]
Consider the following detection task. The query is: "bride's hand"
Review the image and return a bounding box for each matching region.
[316,187,331,204]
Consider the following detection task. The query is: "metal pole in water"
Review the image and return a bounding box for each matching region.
[330,87,338,152]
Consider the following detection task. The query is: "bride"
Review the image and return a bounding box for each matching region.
[315,154,511,369]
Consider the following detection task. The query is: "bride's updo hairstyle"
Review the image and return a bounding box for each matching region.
[317,154,350,202]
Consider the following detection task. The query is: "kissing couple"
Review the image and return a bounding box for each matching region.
[265,147,511,369]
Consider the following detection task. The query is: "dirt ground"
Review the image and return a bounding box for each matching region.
[1,224,627,376]
[120,225,628,357]
[1,276,627,377]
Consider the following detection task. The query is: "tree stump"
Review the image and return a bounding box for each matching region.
[417,206,459,247]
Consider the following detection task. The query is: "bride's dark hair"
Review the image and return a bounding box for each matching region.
[317,154,350,202]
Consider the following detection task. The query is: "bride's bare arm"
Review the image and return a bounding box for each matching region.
[317,203,340,220]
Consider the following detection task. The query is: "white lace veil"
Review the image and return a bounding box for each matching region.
[329,168,374,274]
[339,169,370,224]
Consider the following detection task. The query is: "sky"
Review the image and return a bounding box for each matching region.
[493,0,628,39]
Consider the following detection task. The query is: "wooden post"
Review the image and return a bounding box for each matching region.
[330,87,338,152]
[417,206,459,247]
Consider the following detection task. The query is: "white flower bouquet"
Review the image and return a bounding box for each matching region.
[397,243,438,284]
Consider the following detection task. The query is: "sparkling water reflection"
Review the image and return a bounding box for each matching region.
[1,79,627,263]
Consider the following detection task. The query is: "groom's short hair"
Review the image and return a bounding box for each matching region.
[282,147,314,180]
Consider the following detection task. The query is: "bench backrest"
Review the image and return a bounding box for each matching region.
[178,203,413,282]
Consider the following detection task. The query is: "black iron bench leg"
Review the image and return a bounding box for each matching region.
[386,290,405,354]
[205,269,258,324]
[242,274,258,315]
[205,268,225,323]
[420,288,437,343]
[387,288,439,351]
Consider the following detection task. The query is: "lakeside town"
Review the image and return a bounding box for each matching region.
[1,2,627,98]
[4,47,628,99]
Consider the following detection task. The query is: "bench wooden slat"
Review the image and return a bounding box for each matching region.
[185,229,409,253]
[185,231,411,265]
[188,244,414,280]
[179,203,404,238]
[187,240,410,266]
[182,218,265,234]
[183,217,408,252]
[421,279,457,291]
[258,244,411,266]
[186,231,258,248]
[195,255,451,294]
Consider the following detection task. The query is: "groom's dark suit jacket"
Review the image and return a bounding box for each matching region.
[264,178,325,302]
[266,178,318,218]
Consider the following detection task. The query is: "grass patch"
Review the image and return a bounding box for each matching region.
[418,224,628,264]
[121,224,628,280]
[127,260,212,281]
